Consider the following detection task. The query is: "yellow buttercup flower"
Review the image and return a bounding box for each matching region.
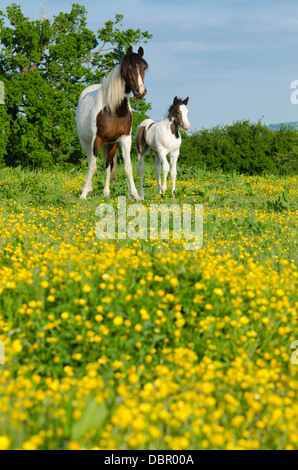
[113,316,123,326]
[69,442,80,450]
[0,436,10,450]
[128,373,139,384]
[12,339,22,352]
[170,277,179,287]
[82,284,91,293]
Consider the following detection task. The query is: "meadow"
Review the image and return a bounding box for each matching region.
[0,160,297,450]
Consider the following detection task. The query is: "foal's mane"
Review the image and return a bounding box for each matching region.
[168,98,184,139]
[168,98,184,117]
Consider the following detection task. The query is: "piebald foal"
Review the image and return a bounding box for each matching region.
[76,46,148,200]
[136,97,190,199]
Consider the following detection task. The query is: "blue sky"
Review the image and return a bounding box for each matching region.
[1,0,298,130]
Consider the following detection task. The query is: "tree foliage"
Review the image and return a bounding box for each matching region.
[0,3,152,167]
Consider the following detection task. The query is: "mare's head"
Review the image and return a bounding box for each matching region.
[121,46,148,100]
[168,97,190,131]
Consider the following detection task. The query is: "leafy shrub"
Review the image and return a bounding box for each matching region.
[180,120,298,175]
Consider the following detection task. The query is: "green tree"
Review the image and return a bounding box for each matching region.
[0,3,152,168]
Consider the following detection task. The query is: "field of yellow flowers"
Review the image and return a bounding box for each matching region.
[0,163,297,450]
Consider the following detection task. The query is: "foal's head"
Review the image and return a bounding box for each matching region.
[168,97,190,132]
[121,46,148,101]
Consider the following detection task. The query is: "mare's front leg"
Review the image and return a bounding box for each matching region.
[119,134,141,201]
[80,136,99,199]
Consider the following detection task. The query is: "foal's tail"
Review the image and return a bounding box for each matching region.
[136,125,147,155]
[136,119,154,155]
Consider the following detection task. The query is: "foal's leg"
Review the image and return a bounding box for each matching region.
[169,150,179,196]
[80,136,99,199]
[119,134,141,200]
[156,150,170,194]
[102,143,117,197]
[137,144,149,200]
[154,154,162,194]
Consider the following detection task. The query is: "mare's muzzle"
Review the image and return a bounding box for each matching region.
[134,87,147,100]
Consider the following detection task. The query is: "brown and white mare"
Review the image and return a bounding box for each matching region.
[75,46,148,200]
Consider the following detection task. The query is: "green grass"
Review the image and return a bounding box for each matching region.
[0,161,297,450]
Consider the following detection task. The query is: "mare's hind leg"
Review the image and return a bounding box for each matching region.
[137,144,149,200]
[80,136,100,200]
[102,143,117,197]
[119,134,141,200]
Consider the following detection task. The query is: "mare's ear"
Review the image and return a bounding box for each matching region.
[126,46,133,56]
[138,46,144,57]
[173,96,179,105]
[183,97,189,106]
